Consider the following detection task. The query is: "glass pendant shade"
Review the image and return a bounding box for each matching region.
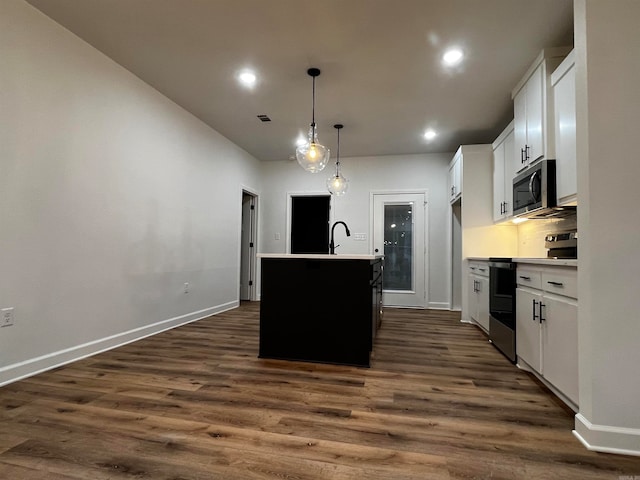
[296,68,329,173]
[296,124,330,173]
[327,123,348,195]
[327,171,348,196]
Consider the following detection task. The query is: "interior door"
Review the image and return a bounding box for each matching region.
[373,193,426,308]
[240,192,256,301]
[290,195,330,254]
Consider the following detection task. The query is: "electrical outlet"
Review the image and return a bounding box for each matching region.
[354,233,367,241]
[1,308,14,327]
[183,282,190,294]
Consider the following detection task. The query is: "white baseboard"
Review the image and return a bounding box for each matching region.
[0,300,239,387]
[573,413,640,457]
[428,301,450,310]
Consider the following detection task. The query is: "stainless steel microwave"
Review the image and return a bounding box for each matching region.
[513,160,569,218]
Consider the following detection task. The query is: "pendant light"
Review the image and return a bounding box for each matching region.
[296,68,330,173]
[327,124,349,196]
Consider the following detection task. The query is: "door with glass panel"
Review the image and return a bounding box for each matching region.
[373,193,426,308]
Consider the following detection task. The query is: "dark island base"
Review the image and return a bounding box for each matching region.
[259,257,383,367]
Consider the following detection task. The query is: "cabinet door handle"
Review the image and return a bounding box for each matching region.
[521,147,525,164]
[532,299,539,321]
[470,266,477,270]
[479,268,486,272]
[540,302,546,323]
[525,144,530,161]
[519,276,531,280]
[547,281,564,286]
[503,201,508,214]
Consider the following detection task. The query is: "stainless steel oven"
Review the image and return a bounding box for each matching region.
[488,258,516,362]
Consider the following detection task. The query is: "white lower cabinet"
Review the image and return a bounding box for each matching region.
[516,265,578,407]
[468,261,490,332]
[541,295,578,404]
[516,287,542,371]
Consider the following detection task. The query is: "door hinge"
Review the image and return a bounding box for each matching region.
[250,205,255,210]
[249,242,254,248]
[249,280,253,286]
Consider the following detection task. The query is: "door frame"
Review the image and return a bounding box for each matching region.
[239,186,259,301]
[285,191,334,254]
[369,189,429,308]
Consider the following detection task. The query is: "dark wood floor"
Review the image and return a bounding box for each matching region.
[1,303,639,479]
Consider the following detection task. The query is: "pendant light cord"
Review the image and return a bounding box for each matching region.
[311,75,316,135]
[335,127,341,175]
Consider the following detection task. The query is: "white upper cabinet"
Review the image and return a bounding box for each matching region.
[448,149,462,204]
[512,47,572,175]
[492,121,515,222]
[551,50,577,206]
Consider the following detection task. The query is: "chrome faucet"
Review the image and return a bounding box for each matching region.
[329,221,351,254]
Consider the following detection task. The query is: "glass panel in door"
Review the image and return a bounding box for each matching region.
[383,204,413,291]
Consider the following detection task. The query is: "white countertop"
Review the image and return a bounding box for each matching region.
[467,256,577,267]
[514,257,578,267]
[258,253,384,260]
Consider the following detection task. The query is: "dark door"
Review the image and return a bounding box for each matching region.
[291,195,330,254]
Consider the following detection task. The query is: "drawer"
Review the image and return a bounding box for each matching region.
[542,267,577,299]
[469,261,489,277]
[516,267,542,289]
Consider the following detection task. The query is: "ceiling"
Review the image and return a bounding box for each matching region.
[25,0,574,161]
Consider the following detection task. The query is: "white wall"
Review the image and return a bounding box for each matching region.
[573,0,640,455]
[260,153,452,308]
[0,0,261,384]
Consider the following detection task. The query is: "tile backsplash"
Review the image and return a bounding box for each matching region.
[517,212,577,257]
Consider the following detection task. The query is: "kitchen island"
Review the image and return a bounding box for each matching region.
[258,254,383,367]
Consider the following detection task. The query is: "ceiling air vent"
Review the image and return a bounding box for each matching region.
[257,114,271,122]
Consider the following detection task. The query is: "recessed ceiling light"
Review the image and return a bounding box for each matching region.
[237,70,257,88]
[423,129,437,141]
[442,48,464,66]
